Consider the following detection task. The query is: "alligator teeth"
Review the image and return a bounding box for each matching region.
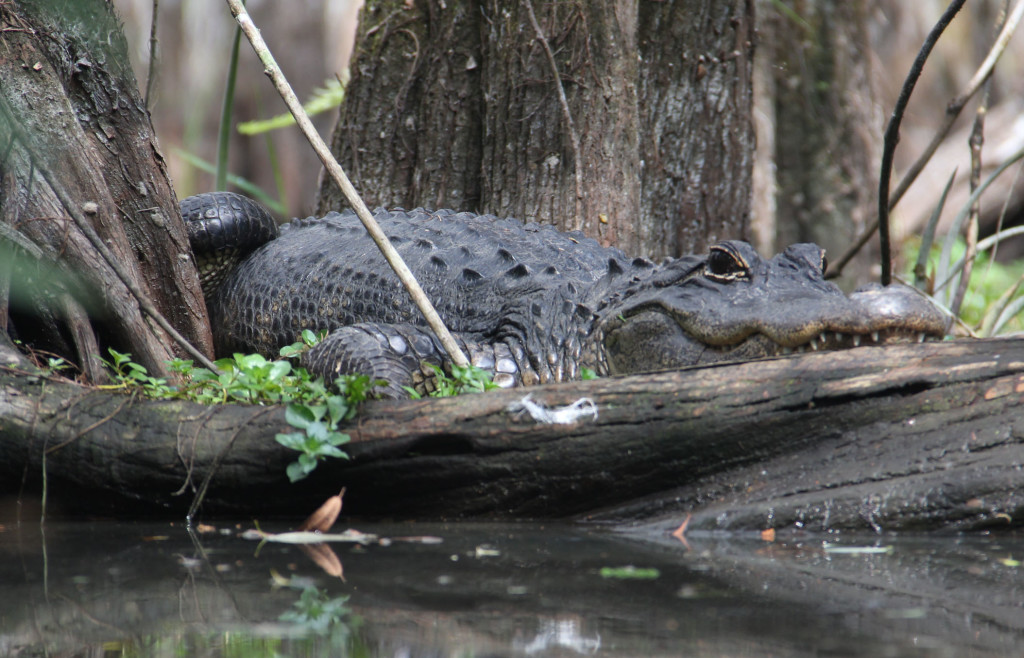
[917,332,927,343]
[809,338,819,351]
[852,335,861,347]
[782,347,793,355]
[871,331,880,343]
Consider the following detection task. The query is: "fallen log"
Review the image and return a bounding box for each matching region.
[1,336,1022,530]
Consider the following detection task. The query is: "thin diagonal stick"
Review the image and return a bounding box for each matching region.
[891,0,1024,211]
[225,0,469,368]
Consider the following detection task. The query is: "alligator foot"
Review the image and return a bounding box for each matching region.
[304,323,443,398]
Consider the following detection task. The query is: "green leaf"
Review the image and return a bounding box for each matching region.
[326,396,350,424]
[279,341,306,359]
[237,77,346,135]
[305,420,330,442]
[285,403,316,429]
[268,360,292,381]
[234,352,267,370]
[302,329,323,346]
[317,444,348,459]
[275,432,306,451]
[324,432,351,448]
[286,461,308,483]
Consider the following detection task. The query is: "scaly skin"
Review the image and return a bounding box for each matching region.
[184,193,949,395]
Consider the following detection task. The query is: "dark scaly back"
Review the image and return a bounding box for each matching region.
[208,207,654,358]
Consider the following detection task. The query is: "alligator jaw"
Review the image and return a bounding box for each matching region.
[776,328,933,354]
[598,281,950,375]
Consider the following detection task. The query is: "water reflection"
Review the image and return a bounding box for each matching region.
[0,510,1022,656]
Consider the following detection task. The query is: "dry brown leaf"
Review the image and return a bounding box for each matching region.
[298,487,346,533]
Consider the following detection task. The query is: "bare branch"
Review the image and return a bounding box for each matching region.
[523,0,584,231]
[224,0,470,369]
[831,0,1024,278]
[950,78,992,318]
[876,0,966,286]
[144,0,159,109]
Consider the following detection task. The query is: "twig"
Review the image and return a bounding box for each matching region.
[144,0,159,109]
[172,406,217,496]
[224,0,470,369]
[45,393,133,454]
[186,406,275,522]
[523,0,583,231]
[952,0,1010,319]
[831,0,1024,278]
[876,0,966,286]
[932,141,1024,294]
[891,0,1024,212]
[950,67,993,318]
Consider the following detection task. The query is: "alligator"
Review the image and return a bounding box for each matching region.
[183,192,949,396]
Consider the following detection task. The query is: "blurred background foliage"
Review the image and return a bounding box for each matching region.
[112,0,1023,244]
[111,0,1024,333]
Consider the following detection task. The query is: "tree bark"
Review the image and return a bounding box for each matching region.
[317,0,754,258]
[755,0,881,285]
[0,0,211,377]
[2,334,1021,530]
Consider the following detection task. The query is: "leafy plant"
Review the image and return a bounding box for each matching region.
[102,349,176,397]
[101,330,382,482]
[905,236,1024,335]
[44,356,71,373]
[275,403,351,483]
[279,586,356,641]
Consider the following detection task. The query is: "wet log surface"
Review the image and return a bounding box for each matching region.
[1,337,1022,529]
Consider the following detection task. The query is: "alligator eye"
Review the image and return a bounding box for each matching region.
[705,244,750,282]
[820,255,828,276]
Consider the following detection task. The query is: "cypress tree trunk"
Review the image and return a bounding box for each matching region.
[0,0,210,379]
[317,0,755,259]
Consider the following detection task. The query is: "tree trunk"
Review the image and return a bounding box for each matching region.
[0,0,211,378]
[755,0,881,285]
[3,334,1021,531]
[317,0,755,259]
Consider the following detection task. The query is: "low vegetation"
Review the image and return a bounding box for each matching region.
[97,329,500,482]
[906,237,1024,336]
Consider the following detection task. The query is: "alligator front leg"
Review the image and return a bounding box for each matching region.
[304,322,525,397]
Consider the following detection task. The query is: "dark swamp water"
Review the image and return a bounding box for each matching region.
[2,502,1023,657]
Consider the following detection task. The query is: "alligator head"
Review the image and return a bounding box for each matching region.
[593,241,949,374]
